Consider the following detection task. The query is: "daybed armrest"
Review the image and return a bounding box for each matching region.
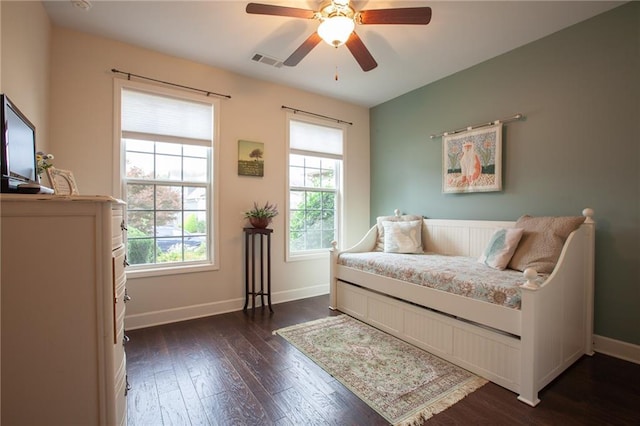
[331,225,378,254]
[517,207,595,406]
[329,225,378,310]
[518,207,595,291]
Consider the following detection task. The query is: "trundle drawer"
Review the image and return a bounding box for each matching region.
[336,280,521,392]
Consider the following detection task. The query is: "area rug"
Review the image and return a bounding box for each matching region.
[274,315,487,426]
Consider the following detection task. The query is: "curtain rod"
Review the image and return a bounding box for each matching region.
[111,68,231,99]
[430,113,524,139]
[282,105,353,126]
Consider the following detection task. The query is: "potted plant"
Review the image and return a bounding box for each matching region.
[244,201,278,228]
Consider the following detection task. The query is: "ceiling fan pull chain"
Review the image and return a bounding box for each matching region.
[334,45,340,81]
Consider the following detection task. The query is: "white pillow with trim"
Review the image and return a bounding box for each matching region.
[375,214,423,251]
[382,220,423,254]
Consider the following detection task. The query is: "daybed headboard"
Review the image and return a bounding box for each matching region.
[422,218,516,257]
[421,208,595,259]
[341,209,594,259]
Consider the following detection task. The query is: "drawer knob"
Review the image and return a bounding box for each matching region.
[124,289,131,302]
[123,334,130,346]
[125,375,131,396]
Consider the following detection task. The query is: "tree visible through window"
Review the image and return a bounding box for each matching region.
[120,86,215,269]
[125,140,209,265]
[288,117,344,257]
[289,156,337,251]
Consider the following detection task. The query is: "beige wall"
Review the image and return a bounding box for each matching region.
[49,27,370,327]
[0,0,50,153]
[1,2,51,414]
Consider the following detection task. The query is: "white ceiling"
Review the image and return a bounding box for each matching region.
[42,0,624,107]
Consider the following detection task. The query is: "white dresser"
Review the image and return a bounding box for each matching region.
[1,194,128,425]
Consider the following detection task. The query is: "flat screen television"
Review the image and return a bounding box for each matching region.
[1,94,44,193]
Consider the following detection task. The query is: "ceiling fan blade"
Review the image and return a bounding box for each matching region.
[283,32,323,67]
[358,7,432,25]
[246,3,316,19]
[346,32,377,72]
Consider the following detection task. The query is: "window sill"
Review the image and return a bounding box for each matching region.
[126,262,219,279]
[286,250,331,262]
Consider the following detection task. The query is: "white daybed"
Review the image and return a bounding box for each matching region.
[329,209,595,406]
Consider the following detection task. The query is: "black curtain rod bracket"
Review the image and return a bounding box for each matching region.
[281,105,353,126]
[111,68,231,99]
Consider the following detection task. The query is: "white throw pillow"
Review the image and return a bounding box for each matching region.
[375,214,423,251]
[478,228,524,270]
[382,220,423,254]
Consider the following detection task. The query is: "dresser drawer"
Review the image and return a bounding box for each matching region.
[114,309,126,370]
[114,282,126,337]
[112,245,127,344]
[114,355,127,426]
[111,206,125,250]
[113,246,126,294]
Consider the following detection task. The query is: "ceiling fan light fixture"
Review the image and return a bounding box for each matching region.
[318,16,355,47]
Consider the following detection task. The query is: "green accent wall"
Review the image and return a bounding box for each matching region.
[370,3,640,345]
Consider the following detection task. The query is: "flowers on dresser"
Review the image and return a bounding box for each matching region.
[36,151,54,177]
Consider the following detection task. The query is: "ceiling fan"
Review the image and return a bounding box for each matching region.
[246,1,432,72]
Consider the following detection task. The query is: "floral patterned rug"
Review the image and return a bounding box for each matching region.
[274,315,487,426]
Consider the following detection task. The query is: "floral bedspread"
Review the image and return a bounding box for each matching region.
[337,252,545,310]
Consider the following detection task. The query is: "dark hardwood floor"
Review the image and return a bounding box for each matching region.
[126,295,640,425]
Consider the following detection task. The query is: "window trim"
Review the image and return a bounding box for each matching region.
[113,79,220,275]
[285,112,345,262]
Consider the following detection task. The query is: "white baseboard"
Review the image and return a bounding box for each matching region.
[125,298,242,330]
[125,284,330,330]
[271,283,329,305]
[593,334,640,364]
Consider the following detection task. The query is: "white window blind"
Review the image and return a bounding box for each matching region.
[290,119,343,157]
[122,88,212,145]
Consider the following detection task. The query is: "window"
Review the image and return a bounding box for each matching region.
[118,84,218,272]
[287,116,344,259]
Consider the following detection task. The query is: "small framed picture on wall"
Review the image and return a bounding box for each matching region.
[238,140,264,177]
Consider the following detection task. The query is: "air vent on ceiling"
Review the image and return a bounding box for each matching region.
[251,53,284,68]
[71,0,92,11]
